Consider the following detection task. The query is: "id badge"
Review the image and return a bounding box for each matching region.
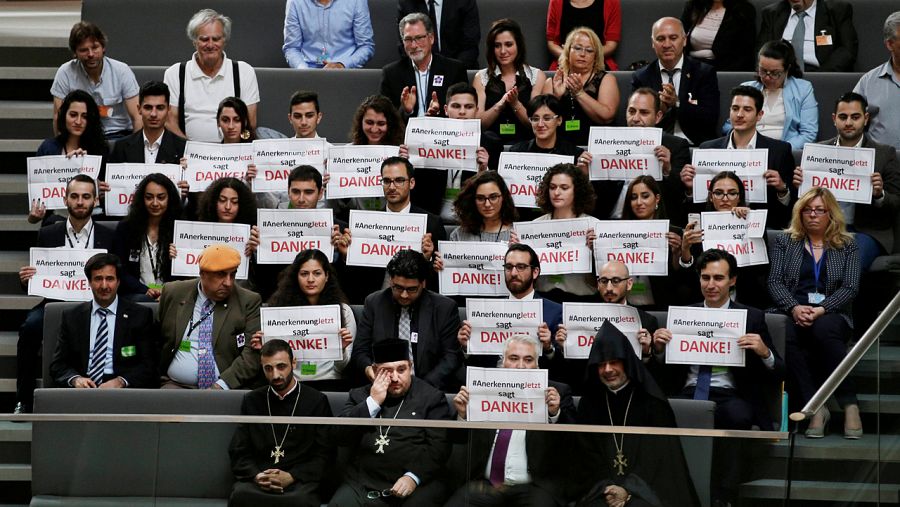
[178,340,191,352]
[236,333,246,348]
[410,332,419,344]
[808,292,825,305]
[120,345,136,357]
[815,33,833,46]
[565,119,581,132]
[301,363,317,376]
[631,281,648,295]
[129,249,141,262]
[147,282,162,290]
[432,75,444,87]
[499,123,516,135]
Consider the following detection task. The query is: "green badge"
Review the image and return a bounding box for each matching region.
[548,274,565,284]
[120,345,136,357]
[712,366,729,375]
[631,281,648,295]
[147,283,162,290]
[444,187,461,201]
[499,123,516,135]
[300,363,317,376]
[565,119,581,132]
[178,340,191,352]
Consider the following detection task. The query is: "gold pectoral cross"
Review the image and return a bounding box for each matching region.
[613,450,628,476]
[271,445,285,464]
[374,435,390,454]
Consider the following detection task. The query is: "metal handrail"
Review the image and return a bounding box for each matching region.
[790,288,900,422]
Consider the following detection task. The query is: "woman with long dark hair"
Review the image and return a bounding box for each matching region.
[451,171,518,242]
[349,95,405,146]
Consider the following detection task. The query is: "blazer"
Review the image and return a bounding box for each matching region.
[158,278,262,388]
[682,0,757,71]
[757,0,858,71]
[397,0,480,69]
[631,55,720,145]
[350,288,462,390]
[768,231,860,327]
[108,129,186,165]
[723,78,819,150]
[819,136,900,253]
[699,132,797,229]
[380,52,469,120]
[36,219,115,250]
[112,220,176,297]
[49,298,158,388]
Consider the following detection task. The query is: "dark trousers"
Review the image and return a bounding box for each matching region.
[16,302,46,408]
[787,312,858,408]
[444,480,561,507]
[328,479,447,507]
[229,479,319,507]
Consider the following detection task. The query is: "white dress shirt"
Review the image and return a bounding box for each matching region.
[781,1,820,68]
[166,282,227,389]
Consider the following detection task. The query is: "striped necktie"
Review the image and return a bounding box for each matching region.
[88,308,111,385]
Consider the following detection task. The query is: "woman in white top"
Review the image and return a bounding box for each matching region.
[681,0,757,71]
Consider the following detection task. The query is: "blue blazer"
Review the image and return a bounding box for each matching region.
[722,77,818,150]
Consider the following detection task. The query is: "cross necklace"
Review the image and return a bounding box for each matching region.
[266,382,301,465]
[375,398,405,454]
[605,390,634,476]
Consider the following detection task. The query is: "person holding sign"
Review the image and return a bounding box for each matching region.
[331,338,453,506]
[228,339,332,507]
[574,321,700,507]
[448,170,517,243]
[49,253,158,389]
[259,249,356,392]
[195,178,260,258]
[543,27,619,147]
[792,91,900,272]
[159,244,262,390]
[768,187,862,439]
[509,95,592,178]
[681,85,796,229]
[109,81,187,165]
[112,173,183,301]
[447,335,575,506]
[288,91,324,139]
[15,174,115,414]
[350,250,461,391]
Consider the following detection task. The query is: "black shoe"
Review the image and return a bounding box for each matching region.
[12,402,31,415]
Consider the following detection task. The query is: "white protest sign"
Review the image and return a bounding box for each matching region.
[251,138,327,193]
[800,144,875,204]
[666,306,747,367]
[701,211,768,267]
[692,149,768,203]
[513,218,593,275]
[587,126,662,180]
[498,152,572,208]
[346,210,426,267]
[326,145,399,199]
[171,220,251,279]
[438,241,507,296]
[593,220,670,276]
[27,155,102,210]
[562,303,642,359]
[466,366,548,423]
[28,247,106,301]
[104,163,182,216]
[183,141,254,192]
[466,298,543,356]
[260,305,342,361]
[257,209,334,264]
[405,117,480,170]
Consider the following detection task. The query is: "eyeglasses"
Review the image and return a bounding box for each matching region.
[402,34,429,45]
[503,263,532,272]
[597,277,631,286]
[711,190,741,200]
[367,489,394,500]
[475,193,501,205]
[570,45,596,55]
[801,208,829,216]
[391,284,420,295]
[757,68,785,79]
[528,115,559,125]
[382,177,409,187]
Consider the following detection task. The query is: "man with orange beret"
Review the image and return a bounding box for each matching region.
[158,244,262,389]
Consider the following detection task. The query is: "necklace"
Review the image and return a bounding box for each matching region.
[266,382,301,465]
[606,390,634,476]
[375,398,405,454]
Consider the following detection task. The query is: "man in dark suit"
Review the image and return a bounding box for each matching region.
[108,81,186,165]
[334,339,453,505]
[680,85,797,230]
[652,249,784,504]
[631,17,720,146]
[448,335,575,506]
[381,12,468,120]
[350,249,462,391]
[397,0,480,69]
[793,91,900,271]
[49,252,157,388]
[15,175,115,413]
[758,0,857,72]
[158,244,261,389]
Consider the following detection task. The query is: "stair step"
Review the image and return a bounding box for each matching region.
[0,139,42,152]
[0,464,31,482]
[763,433,900,461]
[741,479,900,503]
[0,67,55,80]
[0,100,52,120]
[0,215,39,232]
[0,295,42,311]
[0,379,16,393]
[0,175,26,194]
[0,251,28,273]
[0,331,16,357]
[0,422,31,443]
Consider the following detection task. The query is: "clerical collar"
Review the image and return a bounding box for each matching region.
[607,380,631,394]
[269,377,299,401]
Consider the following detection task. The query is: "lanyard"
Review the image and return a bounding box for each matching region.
[145,235,160,282]
[808,239,826,290]
[187,303,215,338]
[66,223,93,249]
[414,68,430,116]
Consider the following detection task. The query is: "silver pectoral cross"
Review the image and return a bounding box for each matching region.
[271,445,285,464]
[374,435,390,454]
[613,450,628,476]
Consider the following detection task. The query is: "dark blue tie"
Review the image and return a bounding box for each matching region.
[693,366,712,400]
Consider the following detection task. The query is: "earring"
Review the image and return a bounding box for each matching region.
[240,129,251,140]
